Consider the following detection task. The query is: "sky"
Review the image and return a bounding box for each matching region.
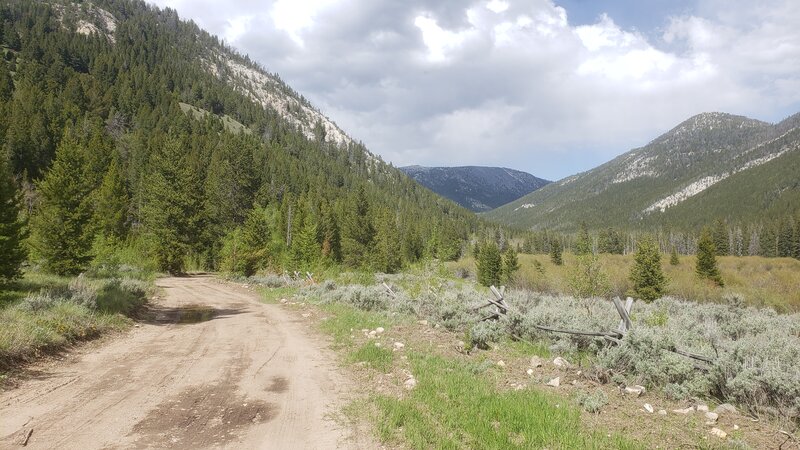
[147,0,800,181]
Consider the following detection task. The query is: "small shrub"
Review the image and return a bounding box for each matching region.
[576,389,608,413]
[469,321,504,350]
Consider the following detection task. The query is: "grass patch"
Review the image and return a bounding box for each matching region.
[257,286,298,304]
[451,253,800,311]
[317,303,392,347]
[349,342,394,373]
[0,274,152,370]
[376,353,639,449]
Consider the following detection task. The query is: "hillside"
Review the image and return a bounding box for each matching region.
[400,165,550,212]
[486,112,800,231]
[0,0,478,276]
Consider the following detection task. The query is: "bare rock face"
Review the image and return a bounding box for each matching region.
[546,377,560,388]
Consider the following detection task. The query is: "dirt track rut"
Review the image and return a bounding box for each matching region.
[0,276,370,449]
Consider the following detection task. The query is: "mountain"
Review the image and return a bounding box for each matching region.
[399,166,550,212]
[486,112,800,231]
[0,0,479,274]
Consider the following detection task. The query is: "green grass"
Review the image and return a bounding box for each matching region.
[0,273,151,371]
[349,342,394,373]
[0,272,71,308]
[317,303,392,347]
[257,286,298,304]
[375,353,640,449]
[310,300,640,449]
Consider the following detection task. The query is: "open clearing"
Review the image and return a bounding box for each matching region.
[0,276,372,449]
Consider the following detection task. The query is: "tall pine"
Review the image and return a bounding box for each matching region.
[477,241,502,287]
[630,236,668,301]
[141,136,203,274]
[696,227,724,287]
[30,133,95,275]
[0,157,26,283]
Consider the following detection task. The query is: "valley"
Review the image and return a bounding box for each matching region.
[1,0,799,448]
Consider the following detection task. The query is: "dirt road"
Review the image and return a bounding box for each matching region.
[0,276,372,449]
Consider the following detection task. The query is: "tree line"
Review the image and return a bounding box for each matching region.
[0,0,477,284]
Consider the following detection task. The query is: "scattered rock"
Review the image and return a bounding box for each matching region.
[376,327,385,334]
[553,357,569,368]
[697,404,709,413]
[368,331,377,338]
[301,313,311,318]
[496,360,506,368]
[710,428,727,439]
[714,403,737,415]
[570,380,577,386]
[705,412,719,422]
[417,320,428,326]
[280,298,288,304]
[546,377,560,387]
[393,342,405,350]
[404,377,417,390]
[530,356,544,368]
[623,385,646,397]
[644,403,654,413]
[526,368,534,376]
[673,406,695,415]
[733,425,739,431]
[374,342,382,347]
[658,410,667,416]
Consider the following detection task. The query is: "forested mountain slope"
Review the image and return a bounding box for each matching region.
[486,112,800,231]
[0,0,478,276]
[400,165,550,212]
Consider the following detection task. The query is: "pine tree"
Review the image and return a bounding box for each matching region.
[292,215,320,271]
[93,155,129,240]
[696,227,724,287]
[477,241,502,287]
[0,157,26,283]
[778,219,794,258]
[630,236,668,301]
[30,133,95,275]
[501,246,520,284]
[372,208,401,273]
[669,246,679,266]
[575,222,592,255]
[550,238,563,266]
[341,185,374,268]
[141,137,203,274]
[712,218,729,256]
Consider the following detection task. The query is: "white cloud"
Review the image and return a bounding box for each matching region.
[146,0,800,180]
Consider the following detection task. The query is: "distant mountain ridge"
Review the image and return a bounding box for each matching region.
[486,112,800,230]
[400,166,550,212]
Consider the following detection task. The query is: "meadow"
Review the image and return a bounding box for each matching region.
[449,253,800,312]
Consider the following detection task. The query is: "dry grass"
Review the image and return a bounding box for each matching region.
[450,253,800,312]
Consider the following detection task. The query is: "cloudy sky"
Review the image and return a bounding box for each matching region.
[148,0,800,180]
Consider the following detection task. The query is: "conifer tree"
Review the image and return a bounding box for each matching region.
[550,238,563,266]
[712,218,729,256]
[630,236,668,301]
[501,246,520,284]
[341,185,373,268]
[292,215,320,270]
[696,228,724,286]
[575,222,592,255]
[94,155,129,240]
[141,137,203,274]
[372,208,401,273]
[0,157,26,283]
[669,245,680,265]
[477,241,502,287]
[30,133,95,275]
